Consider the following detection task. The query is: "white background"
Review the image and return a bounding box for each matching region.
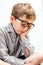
[0,0,43,53]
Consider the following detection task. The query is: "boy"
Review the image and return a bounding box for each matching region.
[0,3,43,65]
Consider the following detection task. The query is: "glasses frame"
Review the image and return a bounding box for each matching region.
[14,16,35,29]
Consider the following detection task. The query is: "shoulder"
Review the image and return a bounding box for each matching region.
[0,23,14,36]
[0,23,12,39]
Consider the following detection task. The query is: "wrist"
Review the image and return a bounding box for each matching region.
[20,35,26,41]
[38,53,43,63]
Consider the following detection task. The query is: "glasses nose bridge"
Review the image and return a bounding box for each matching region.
[20,19,34,29]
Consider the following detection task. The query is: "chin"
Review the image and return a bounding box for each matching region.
[16,31,22,35]
[16,31,25,34]
[17,32,23,35]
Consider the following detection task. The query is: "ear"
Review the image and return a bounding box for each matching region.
[10,16,15,24]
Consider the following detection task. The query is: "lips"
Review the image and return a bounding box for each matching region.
[21,29,28,32]
[21,31,24,33]
[21,30,28,33]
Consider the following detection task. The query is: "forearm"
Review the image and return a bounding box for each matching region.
[31,54,43,65]
[38,54,43,63]
[24,53,43,65]
[0,60,11,65]
[32,53,43,64]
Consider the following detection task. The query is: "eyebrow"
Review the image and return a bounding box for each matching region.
[15,16,30,23]
[14,16,35,26]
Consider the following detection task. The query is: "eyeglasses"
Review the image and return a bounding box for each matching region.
[15,16,35,29]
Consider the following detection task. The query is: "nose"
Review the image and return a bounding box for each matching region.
[21,26,29,32]
[26,26,29,30]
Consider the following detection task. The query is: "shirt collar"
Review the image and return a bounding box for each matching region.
[5,23,19,37]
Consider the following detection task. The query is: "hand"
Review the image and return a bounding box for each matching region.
[24,53,42,65]
[20,30,29,41]
[0,60,11,65]
[24,63,39,65]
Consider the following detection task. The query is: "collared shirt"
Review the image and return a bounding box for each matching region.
[0,23,34,65]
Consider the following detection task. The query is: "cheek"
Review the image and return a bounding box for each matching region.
[15,21,22,30]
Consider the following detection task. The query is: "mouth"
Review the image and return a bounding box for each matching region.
[21,29,28,33]
[21,30,27,33]
[21,31,24,33]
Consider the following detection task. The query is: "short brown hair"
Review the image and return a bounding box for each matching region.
[11,3,36,21]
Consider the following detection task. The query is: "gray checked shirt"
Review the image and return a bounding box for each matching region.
[0,23,34,65]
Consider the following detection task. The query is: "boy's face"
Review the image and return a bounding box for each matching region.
[10,15,34,34]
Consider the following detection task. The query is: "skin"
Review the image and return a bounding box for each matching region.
[24,53,43,65]
[0,60,11,65]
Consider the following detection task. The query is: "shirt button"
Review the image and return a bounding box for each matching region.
[22,53,24,55]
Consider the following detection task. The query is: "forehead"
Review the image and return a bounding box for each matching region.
[19,14,34,23]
